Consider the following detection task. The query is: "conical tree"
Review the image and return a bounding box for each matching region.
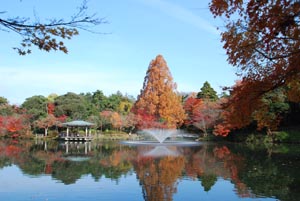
[133,55,186,129]
[197,81,218,101]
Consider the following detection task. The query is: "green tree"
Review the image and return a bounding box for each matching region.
[253,88,290,134]
[197,81,218,101]
[54,92,89,120]
[21,95,48,123]
[0,97,13,117]
[0,96,8,105]
[200,174,217,192]
[92,90,108,112]
[47,93,58,102]
[1,0,106,55]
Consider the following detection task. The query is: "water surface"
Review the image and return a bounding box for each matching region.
[0,139,299,201]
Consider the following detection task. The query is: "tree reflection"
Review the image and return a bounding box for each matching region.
[0,139,299,201]
[133,156,185,201]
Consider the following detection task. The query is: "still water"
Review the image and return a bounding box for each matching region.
[0,139,299,201]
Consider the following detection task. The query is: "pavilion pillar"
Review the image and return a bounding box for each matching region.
[66,127,69,137]
[66,143,69,154]
[85,127,88,137]
[85,142,88,154]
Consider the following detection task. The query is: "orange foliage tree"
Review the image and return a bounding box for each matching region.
[183,94,203,127]
[132,55,186,129]
[210,0,300,134]
[184,94,222,136]
[213,81,289,136]
[0,104,30,137]
[99,110,123,131]
[35,114,61,136]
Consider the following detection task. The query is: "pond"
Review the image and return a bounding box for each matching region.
[0,139,299,201]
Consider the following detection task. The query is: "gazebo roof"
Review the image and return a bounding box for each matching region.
[62,120,94,127]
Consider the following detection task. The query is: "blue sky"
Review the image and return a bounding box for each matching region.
[0,0,238,104]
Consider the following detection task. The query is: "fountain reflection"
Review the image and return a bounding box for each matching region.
[142,146,179,157]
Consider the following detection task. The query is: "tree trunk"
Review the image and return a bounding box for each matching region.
[45,127,48,136]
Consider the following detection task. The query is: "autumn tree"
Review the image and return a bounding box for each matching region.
[99,110,114,131]
[35,114,61,136]
[183,94,203,128]
[197,81,218,101]
[183,94,221,136]
[122,112,138,134]
[132,55,186,129]
[1,0,107,55]
[0,105,30,137]
[210,1,300,132]
[193,101,221,137]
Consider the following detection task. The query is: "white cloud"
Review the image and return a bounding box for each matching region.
[139,0,219,35]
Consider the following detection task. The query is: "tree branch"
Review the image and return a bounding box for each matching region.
[0,0,108,55]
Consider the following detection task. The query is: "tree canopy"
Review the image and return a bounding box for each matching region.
[197,81,218,101]
[21,95,48,122]
[210,0,300,131]
[133,55,186,129]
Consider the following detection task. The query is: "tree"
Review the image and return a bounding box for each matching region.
[54,92,90,120]
[193,101,221,137]
[92,90,108,112]
[183,94,203,127]
[122,112,137,134]
[183,94,221,136]
[210,0,300,130]
[1,0,107,55]
[21,95,48,123]
[252,88,289,134]
[200,174,217,192]
[132,55,186,129]
[106,91,124,111]
[99,110,113,131]
[35,114,60,136]
[0,106,30,137]
[0,96,8,105]
[197,81,218,101]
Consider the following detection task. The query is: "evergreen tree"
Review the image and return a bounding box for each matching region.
[21,95,48,123]
[197,81,218,101]
[133,55,186,128]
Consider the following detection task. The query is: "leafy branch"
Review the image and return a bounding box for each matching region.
[0,0,108,55]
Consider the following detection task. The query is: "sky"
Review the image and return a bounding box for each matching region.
[0,0,238,105]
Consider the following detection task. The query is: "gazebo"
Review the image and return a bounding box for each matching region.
[60,120,95,141]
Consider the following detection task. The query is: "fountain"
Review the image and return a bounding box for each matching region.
[142,129,177,143]
[121,129,200,146]
[120,129,200,157]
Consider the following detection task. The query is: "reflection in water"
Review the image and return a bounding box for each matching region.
[134,155,185,201]
[62,141,92,155]
[0,139,299,201]
[142,146,179,157]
